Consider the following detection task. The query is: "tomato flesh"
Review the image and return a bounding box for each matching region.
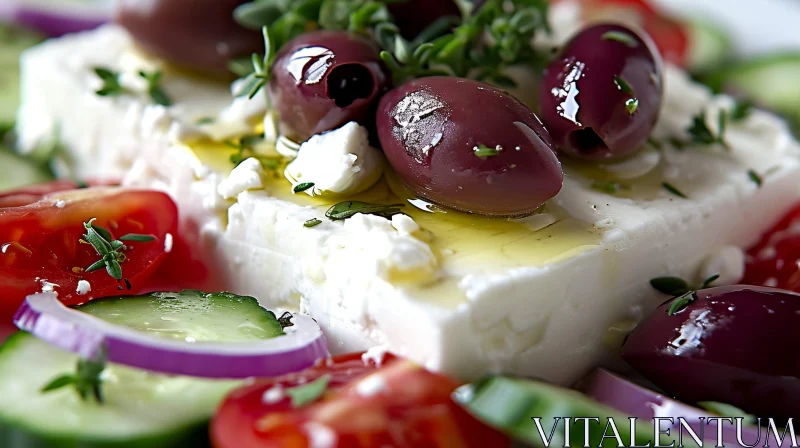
[0,187,177,316]
[743,202,800,291]
[212,354,509,448]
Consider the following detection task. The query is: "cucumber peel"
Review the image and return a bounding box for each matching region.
[455,376,678,447]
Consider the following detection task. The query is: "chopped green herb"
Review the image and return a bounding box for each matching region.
[591,180,620,195]
[613,76,634,96]
[304,218,323,228]
[625,98,639,115]
[287,374,330,408]
[326,201,404,221]
[662,182,687,199]
[277,311,294,329]
[75,180,89,189]
[93,67,126,98]
[701,274,720,289]
[118,234,156,242]
[195,117,215,125]
[668,138,686,150]
[667,291,696,316]
[747,169,763,187]
[138,70,172,106]
[650,277,691,296]
[82,218,155,281]
[226,133,280,170]
[687,110,729,149]
[730,99,753,122]
[473,144,501,158]
[602,31,638,47]
[41,349,106,404]
[293,182,315,194]
[236,27,275,99]
[698,402,756,424]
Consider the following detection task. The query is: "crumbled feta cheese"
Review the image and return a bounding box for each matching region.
[355,374,387,397]
[40,279,59,294]
[698,246,745,286]
[764,277,779,287]
[362,345,389,367]
[285,122,384,197]
[54,200,66,208]
[164,233,173,253]
[217,158,265,199]
[391,214,420,235]
[304,422,336,448]
[600,148,661,180]
[261,384,286,404]
[594,218,616,230]
[76,280,92,295]
[323,214,437,283]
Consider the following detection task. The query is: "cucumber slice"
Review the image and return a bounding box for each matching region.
[0,291,287,447]
[455,376,676,447]
[703,53,800,125]
[0,148,53,192]
[78,290,285,342]
[0,333,238,448]
[0,23,43,126]
[687,20,732,74]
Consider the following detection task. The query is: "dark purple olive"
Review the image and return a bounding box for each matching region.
[377,77,563,217]
[115,0,262,78]
[268,31,391,142]
[622,285,800,420]
[387,0,462,39]
[539,23,663,161]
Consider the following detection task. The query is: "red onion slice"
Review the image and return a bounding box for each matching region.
[14,293,330,379]
[583,369,790,447]
[1,0,112,37]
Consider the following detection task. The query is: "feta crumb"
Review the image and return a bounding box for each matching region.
[55,200,66,208]
[697,246,745,286]
[355,374,387,397]
[391,214,420,235]
[362,345,389,367]
[39,279,59,294]
[304,422,337,448]
[76,280,91,296]
[261,384,286,404]
[285,122,384,197]
[594,218,616,230]
[764,277,779,288]
[164,233,173,253]
[217,158,265,199]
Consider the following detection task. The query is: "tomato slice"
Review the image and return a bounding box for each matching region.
[571,0,690,67]
[211,354,510,448]
[0,187,177,316]
[743,202,800,291]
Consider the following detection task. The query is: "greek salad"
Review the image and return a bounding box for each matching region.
[1,0,800,447]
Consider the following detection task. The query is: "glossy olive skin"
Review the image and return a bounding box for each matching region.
[269,31,391,142]
[377,77,563,217]
[540,24,663,161]
[622,285,800,420]
[387,0,462,39]
[115,0,262,77]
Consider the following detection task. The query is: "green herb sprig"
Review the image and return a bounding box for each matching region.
[226,134,282,170]
[138,70,172,106]
[82,218,155,281]
[93,67,127,98]
[233,0,551,96]
[650,274,720,316]
[42,349,107,404]
[687,110,729,149]
[326,201,404,221]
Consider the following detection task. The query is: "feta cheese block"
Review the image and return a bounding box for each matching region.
[17,25,800,383]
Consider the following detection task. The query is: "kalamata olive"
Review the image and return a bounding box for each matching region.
[268,31,391,142]
[377,77,563,217]
[115,0,262,77]
[621,285,800,420]
[387,0,462,39]
[540,23,663,161]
